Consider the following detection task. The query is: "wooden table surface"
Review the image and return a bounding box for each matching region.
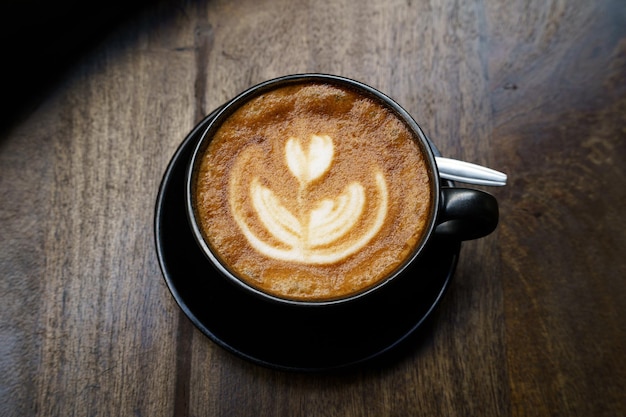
[2,0,625,416]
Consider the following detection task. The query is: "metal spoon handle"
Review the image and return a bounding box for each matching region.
[435,157,507,186]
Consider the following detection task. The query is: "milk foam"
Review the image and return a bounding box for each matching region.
[229,135,389,264]
[285,134,334,184]
[195,81,433,301]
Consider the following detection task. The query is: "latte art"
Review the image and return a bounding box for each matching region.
[193,82,433,301]
[230,135,388,264]
[286,134,334,184]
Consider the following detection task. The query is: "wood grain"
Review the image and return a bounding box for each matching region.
[1,0,624,416]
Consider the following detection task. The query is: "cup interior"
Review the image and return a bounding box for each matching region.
[186,74,441,306]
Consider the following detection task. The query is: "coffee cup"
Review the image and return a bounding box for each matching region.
[185,74,498,306]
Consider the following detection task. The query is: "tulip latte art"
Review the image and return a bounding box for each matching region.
[236,134,388,264]
[194,82,433,301]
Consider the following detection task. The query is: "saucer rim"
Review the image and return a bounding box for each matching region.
[154,111,461,372]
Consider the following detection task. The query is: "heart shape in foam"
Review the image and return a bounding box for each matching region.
[285,135,335,184]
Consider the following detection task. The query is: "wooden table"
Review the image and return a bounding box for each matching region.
[2,0,624,415]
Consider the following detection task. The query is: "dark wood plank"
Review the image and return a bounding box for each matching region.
[487,1,626,415]
[1,2,197,415]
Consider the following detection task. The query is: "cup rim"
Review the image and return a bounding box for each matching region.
[185,73,441,307]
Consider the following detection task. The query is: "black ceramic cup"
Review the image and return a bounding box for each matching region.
[185,74,498,307]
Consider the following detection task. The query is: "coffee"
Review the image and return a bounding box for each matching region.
[192,81,433,301]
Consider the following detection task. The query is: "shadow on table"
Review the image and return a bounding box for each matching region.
[0,0,154,133]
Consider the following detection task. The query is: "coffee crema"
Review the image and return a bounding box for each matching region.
[193,82,433,301]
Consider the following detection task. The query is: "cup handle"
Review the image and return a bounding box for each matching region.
[435,188,499,240]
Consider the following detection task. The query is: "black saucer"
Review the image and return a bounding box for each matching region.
[154,111,462,372]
